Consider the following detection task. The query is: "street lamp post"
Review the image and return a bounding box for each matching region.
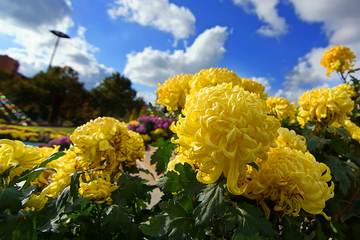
[48,30,70,71]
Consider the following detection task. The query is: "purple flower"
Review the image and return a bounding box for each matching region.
[135,123,147,134]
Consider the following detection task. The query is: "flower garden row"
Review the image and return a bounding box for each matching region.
[0,45,360,239]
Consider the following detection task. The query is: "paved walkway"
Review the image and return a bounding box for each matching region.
[136,147,164,208]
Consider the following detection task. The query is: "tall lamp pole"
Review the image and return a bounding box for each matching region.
[48,30,70,71]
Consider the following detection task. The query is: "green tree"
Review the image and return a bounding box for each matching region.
[90,72,146,119]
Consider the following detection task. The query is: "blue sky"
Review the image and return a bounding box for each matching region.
[1,0,360,105]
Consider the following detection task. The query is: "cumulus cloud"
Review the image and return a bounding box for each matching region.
[123,26,229,87]
[108,0,196,44]
[232,0,288,37]
[252,77,272,92]
[0,0,113,90]
[276,0,360,102]
[136,91,157,105]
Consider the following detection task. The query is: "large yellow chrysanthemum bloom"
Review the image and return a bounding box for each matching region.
[70,116,145,172]
[297,87,354,127]
[156,74,192,113]
[244,147,334,220]
[332,83,357,98]
[241,78,268,100]
[0,139,43,179]
[188,68,242,93]
[171,82,280,195]
[275,127,308,153]
[266,96,297,122]
[22,190,48,211]
[79,175,119,204]
[42,149,78,198]
[31,145,61,189]
[321,45,356,77]
[344,119,360,142]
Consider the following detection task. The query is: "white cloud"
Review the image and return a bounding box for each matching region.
[136,91,157,105]
[232,0,288,37]
[277,0,360,102]
[0,0,113,90]
[252,77,272,92]
[123,26,229,87]
[108,0,196,44]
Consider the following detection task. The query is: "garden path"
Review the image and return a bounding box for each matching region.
[136,147,164,208]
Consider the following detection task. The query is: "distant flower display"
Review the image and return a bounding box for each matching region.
[171,82,280,195]
[321,45,356,77]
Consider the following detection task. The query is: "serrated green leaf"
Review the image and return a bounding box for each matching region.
[102,204,133,234]
[194,177,227,226]
[327,126,351,141]
[315,220,326,240]
[0,188,23,214]
[113,172,154,207]
[329,139,350,155]
[281,215,305,240]
[224,202,273,239]
[0,210,37,240]
[150,138,176,175]
[347,149,360,166]
[324,154,354,196]
[140,215,170,238]
[157,163,205,197]
[302,122,316,134]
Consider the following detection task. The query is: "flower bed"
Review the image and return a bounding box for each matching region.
[1,45,360,239]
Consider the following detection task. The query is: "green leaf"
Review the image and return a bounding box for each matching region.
[0,188,23,214]
[224,202,273,239]
[150,138,176,175]
[140,215,169,238]
[0,210,37,240]
[327,126,351,141]
[149,102,166,118]
[329,138,350,155]
[113,172,155,207]
[157,163,205,197]
[304,135,330,153]
[194,177,227,226]
[281,215,305,240]
[102,204,134,234]
[315,220,326,240]
[302,122,316,134]
[324,154,354,196]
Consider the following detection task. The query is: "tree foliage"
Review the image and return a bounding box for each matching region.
[90,72,146,119]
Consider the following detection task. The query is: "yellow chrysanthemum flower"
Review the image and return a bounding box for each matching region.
[79,176,119,204]
[31,145,61,189]
[344,119,360,142]
[70,116,145,172]
[42,149,78,198]
[150,128,168,137]
[241,78,268,100]
[266,96,297,122]
[244,147,334,220]
[141,134,152,142]
[171,82,280,195]
[297,87,354,127]
[275,127,307,153]
[0,139,43,179]
[332,83,357,98]
[321,45,356,77]
[188,68,242,94]
[156,74,192,113]
[166,154,195,174]
[22,190,48,211]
